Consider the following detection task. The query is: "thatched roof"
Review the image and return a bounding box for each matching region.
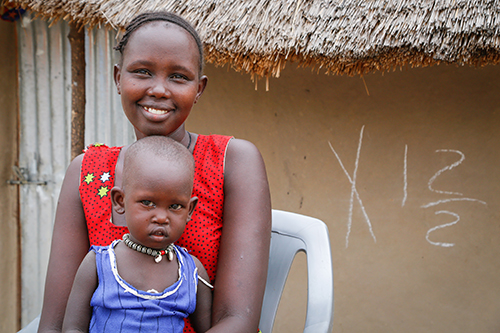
[7,0,500,78]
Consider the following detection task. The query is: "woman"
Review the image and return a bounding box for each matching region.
[36,12,271,333]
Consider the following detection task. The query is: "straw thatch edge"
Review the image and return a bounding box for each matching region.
[7,0,500,78]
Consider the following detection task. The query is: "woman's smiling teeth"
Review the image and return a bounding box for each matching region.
[144,106,170,115]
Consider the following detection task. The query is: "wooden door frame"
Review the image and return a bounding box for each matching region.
[0,18,21,332]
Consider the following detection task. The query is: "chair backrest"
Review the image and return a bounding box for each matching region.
[259,210,334,333]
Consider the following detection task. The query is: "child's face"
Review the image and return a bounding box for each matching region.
[113,156,197,250]
[114,22,207,140]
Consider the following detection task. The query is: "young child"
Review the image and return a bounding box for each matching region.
[62,136,212,333]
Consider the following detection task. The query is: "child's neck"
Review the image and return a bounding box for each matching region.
[114,241,180,292]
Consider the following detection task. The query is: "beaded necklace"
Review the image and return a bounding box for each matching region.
[122,233,174,263]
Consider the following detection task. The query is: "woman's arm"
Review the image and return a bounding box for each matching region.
[62,251,97,333]
[209,138,272,333]
[38,154,91,333]
[190,256,213,333]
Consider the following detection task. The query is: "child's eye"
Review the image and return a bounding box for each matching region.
[141,200,155,207]
[134,69,151,75]
[170,204,182,210]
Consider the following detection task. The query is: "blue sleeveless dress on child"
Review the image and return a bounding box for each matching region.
[89,240,198,333]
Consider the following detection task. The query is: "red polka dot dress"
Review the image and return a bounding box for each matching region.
[79,135,232,333]
[176,135,231,283]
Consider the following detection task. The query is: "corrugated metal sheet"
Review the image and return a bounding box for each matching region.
[86,26,135,147]
[17,16,134,325]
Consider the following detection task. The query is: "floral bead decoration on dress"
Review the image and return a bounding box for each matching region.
[79,143,127,246]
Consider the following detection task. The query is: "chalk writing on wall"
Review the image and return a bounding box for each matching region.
[426,211,460,247]
[427,149,465,196]
[329,126,487,248]
[328,125,376,248]
[402,144,408,207]
[421,149,487,247]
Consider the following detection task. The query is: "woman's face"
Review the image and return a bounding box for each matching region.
[114,22,207,141]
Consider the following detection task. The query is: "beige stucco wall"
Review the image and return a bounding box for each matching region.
[188,62,500,332]
[0,20,20,332]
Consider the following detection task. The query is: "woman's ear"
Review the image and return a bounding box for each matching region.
[194,75,208,104]
[187,196,199,221]
[111,186,126,214]
[114,64,122,95]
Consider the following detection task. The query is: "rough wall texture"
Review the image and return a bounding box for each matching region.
[189,62,500,332]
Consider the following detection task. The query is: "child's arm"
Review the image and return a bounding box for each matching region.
[62,250,98,333]
[190,256,213,333]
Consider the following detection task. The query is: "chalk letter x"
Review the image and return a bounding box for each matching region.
[329,125,376,248]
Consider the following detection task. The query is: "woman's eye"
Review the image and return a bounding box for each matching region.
[141,200,155,207]
[170,204,182,210]
[171,73,187,81]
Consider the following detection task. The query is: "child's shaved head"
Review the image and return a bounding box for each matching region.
[122,135,194,192]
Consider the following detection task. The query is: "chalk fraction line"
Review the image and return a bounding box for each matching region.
[421,197,487,208]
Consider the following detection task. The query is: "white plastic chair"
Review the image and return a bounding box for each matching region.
[259,210,334,333]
